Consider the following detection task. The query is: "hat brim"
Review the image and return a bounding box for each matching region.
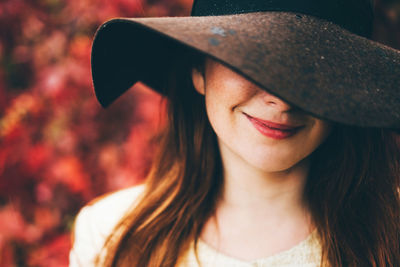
[91,12,400,128]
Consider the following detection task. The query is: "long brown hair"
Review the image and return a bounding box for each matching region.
[98,52,400,267]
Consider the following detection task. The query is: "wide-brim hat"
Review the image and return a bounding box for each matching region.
[91,0,400,129]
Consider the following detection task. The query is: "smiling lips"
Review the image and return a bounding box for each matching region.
[244,113,304,139]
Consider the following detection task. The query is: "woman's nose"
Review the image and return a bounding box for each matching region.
[260,90,292,112]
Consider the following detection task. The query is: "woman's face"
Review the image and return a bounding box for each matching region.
[192,58,332,172]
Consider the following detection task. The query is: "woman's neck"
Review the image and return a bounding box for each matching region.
[199,140,314,261]
[219,138,310,216]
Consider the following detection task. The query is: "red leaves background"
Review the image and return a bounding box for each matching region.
[0,0,191,266]
[0,0,399,266]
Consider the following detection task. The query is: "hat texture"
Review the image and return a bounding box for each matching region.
[91,0,400,129]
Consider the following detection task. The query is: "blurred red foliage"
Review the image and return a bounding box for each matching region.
[0,0,398,266]
[0,0,191,266]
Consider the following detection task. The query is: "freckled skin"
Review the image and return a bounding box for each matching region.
[192,58,332,172]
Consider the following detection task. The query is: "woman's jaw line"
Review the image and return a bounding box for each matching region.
[217,138,311,206]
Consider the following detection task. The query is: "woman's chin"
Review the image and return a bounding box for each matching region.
[244,153,310,174]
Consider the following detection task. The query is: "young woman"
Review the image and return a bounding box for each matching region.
[70,0,400,266]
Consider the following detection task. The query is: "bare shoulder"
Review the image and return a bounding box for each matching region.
[69,184,146,267]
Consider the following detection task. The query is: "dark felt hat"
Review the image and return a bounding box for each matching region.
[91,0,400,129]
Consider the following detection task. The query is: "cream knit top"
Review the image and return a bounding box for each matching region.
[69,185,322,267]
